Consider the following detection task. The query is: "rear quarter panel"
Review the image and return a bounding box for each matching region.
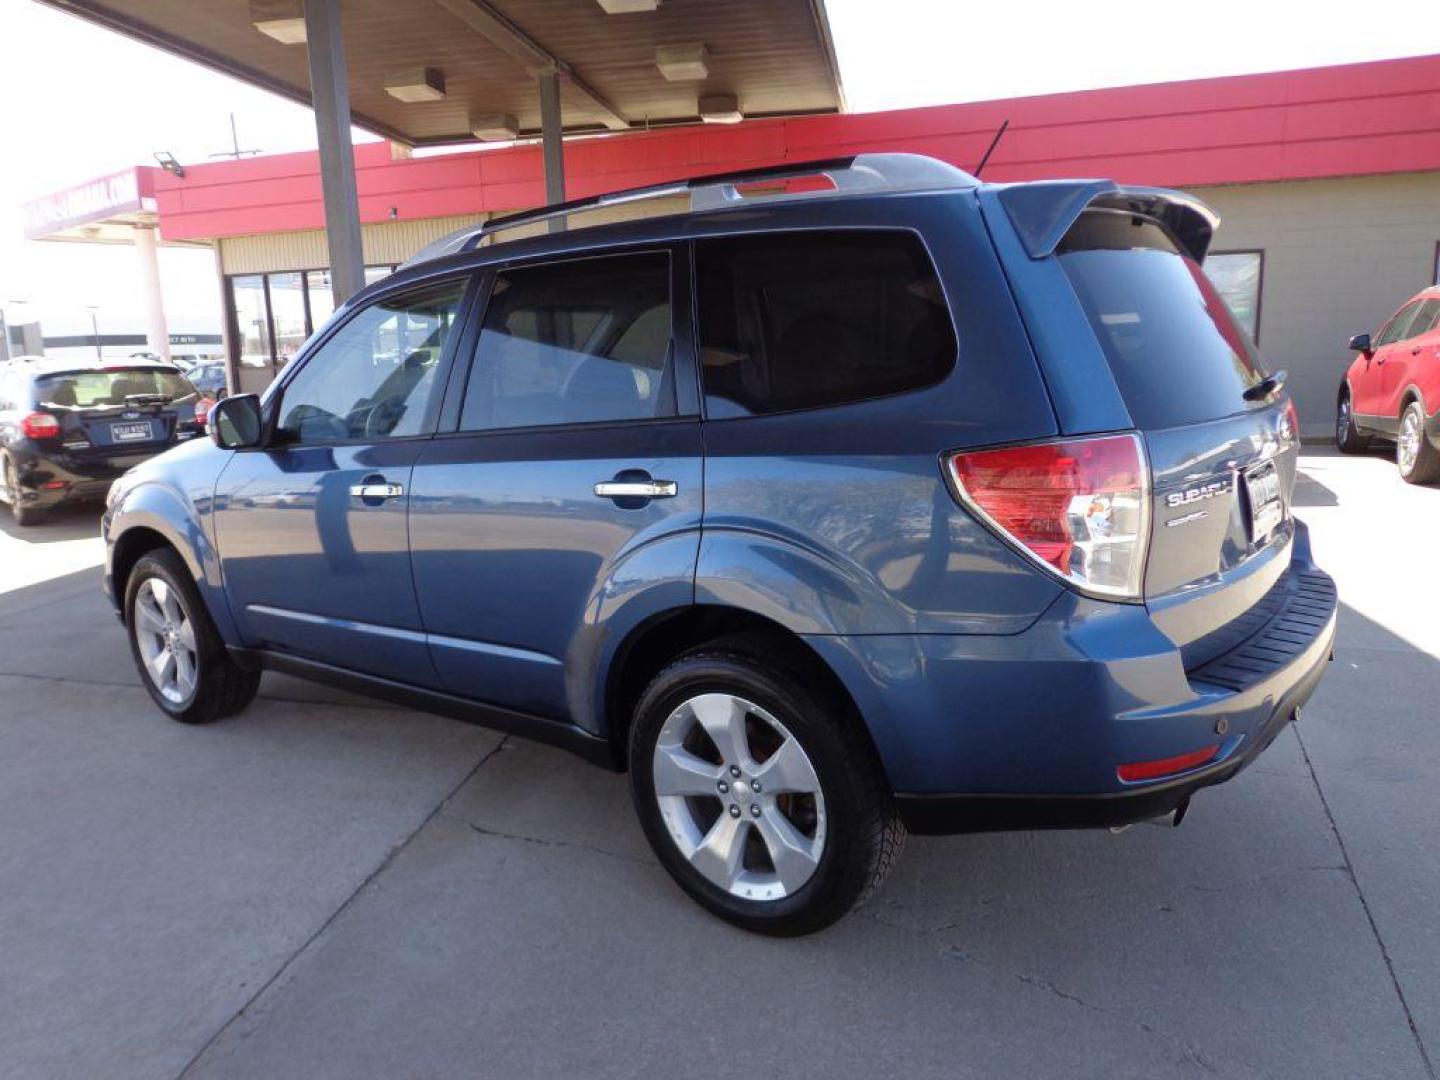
[695,192,1065,636]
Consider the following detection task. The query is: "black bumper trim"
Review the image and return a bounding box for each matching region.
[896,716,1287,834]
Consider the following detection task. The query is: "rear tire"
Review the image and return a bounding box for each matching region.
[1397,400,1440,484]
[125,549,260,724]
[629,645,903,935]
[1335,390,1370,454]
[3,457,39,526]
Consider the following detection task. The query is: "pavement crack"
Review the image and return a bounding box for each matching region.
[940,945,1220,1074]
[467,822,655,867]
[1294,724,1435,1079]
[171,736,510,1080]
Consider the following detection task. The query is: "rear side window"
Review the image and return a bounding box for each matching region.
[460,252,675,431]
[1059,211,1266,429]
[695,231,956,417]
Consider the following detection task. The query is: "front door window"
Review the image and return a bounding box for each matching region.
[278,279,467,443]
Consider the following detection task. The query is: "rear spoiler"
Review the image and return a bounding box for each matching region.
[995,180,1220,263]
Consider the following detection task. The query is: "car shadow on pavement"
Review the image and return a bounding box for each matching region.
[0,501,105,544]
[1293,464,1340,507]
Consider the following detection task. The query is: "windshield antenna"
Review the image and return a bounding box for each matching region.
[974,119,1010,178]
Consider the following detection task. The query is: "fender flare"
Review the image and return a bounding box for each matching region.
[110,479,240,643]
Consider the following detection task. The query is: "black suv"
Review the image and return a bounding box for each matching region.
[0,359,207,525]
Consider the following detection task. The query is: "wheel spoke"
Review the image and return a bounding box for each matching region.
[176,617,197,652]
[653,745,723,797]
[151,647,176,688]
[173,647,196,698]
[752,737,818,795]
[754,810,822,894]
[135,596,167,635]
[687,694,752,769]
[688,812,748,890]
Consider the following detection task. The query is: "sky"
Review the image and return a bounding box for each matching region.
[1,0,1437,338]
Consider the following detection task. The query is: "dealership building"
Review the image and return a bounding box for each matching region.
[23,53,1440,436]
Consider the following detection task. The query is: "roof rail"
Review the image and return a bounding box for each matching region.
[401,153,976,268]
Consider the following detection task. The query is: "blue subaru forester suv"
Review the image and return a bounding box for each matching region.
[103,155,1336,934]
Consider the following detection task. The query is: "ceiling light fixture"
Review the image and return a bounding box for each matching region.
[699,93,743,124]
[385,68,447,103]
[596,0,660,12]
[470,114,520,142]
[250,0,306,43]
[655,43,708,82]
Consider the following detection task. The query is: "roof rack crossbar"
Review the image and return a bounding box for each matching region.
[400,153,976,268]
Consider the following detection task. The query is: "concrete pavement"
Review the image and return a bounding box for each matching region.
[1,448,1436,1079]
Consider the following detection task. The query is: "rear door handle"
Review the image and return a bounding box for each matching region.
[594,480,677,499]
[349,481,405,500]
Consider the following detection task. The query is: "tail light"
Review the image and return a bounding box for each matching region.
[1281,397,1299,445]
[20,412,61,440]
[194,396,215,426]
[946,432,1150,601]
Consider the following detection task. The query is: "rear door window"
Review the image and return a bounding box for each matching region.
[1058,210,1267,429]
[694,231,956,417]
[459,251,675,431]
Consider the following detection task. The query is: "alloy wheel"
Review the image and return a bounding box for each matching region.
[1337,397,1350,444]
[652,692,826,901]
[133,577,199,705]
[1399,408,1422,475]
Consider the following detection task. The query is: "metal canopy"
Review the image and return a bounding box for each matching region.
[33,0,846,146]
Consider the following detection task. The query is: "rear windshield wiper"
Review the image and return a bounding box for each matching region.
[1242,369,1287,402]
[124,393,170,406]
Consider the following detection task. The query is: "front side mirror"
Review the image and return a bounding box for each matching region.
[1348,332,1372,353]
[209,393,264,449]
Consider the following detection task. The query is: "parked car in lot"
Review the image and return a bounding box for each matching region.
[1,359,208,525]
[1336,284,1440,483]
[102,155,1336,934]
[184,359,228,399]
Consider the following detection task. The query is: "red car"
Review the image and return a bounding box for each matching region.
[1337,285,1440,483]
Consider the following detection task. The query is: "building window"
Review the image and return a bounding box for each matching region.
[269,271,309,367]
[226,265,398,370]
[231,274,272,368]
[1204,250,1263,342]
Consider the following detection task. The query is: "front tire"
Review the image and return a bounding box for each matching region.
[629,646,903,935]
[125,549,260,724]
[1397,400,1440,484]
[1335,390,1370,454]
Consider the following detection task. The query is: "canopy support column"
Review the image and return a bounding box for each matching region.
[132,224,170,362]
[539,68,566,212]
[304,0,366,306]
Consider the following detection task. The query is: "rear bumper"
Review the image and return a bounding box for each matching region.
[805,519,1337,834]
[7,444,164,509]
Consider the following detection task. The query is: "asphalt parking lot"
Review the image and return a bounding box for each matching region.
[2,447,1437,1080]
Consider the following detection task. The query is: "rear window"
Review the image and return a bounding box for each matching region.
[33,368,197,408]
[695,231,956,417]
[1058,211,1266,429]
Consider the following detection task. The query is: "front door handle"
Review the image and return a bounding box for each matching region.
[594,479,678,500]
[349,481,405,500]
